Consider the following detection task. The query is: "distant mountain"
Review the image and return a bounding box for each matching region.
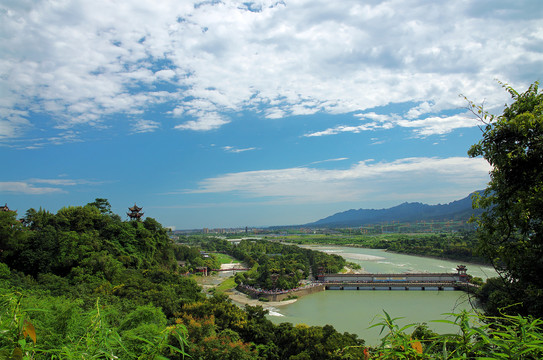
[306,191,483,228]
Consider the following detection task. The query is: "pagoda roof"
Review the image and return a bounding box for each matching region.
[128,203,142,212]
[1,203,16,213]
[127,212,144,218]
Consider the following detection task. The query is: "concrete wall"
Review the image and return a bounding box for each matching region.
[239,284,325,302]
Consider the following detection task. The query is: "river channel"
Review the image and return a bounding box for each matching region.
[265,246,497,345]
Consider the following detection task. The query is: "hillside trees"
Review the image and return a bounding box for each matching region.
[1,201,372,359]
[2,204,178,277]
[468,81,543,317]
[0,202,203,312]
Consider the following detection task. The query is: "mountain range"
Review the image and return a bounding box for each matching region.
[305,191,483,228]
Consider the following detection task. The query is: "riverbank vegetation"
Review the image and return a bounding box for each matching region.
[276,231,487,264]
[180,236,346,290]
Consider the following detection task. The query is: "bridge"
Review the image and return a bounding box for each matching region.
[317,265,475,291]
[210,267,251,272]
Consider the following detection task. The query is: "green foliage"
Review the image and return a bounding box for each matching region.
[212,252,236,265]
[230,239,345,290]
[468,81,543,317]
[87,198,113,214]
[283,232,485,264]
[172,243,221,271]
[214,276,237,293]
[118,305,167,332]
[2,204,178,278]
[0,291,190,359]
[373,232,484,263]
[0,262,10,280]
[368,310,543,359]
[272,322,364,360]
[369,310,421,359]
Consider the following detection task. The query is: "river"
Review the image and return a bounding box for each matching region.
[265,245,497,345]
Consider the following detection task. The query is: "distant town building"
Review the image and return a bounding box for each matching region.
[127,203,144,221]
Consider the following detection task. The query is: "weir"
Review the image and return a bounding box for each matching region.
[318,265,473,291]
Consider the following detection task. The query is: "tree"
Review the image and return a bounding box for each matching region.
[87,198,112,214]
[0,210,25,264]
[468,81,543,317]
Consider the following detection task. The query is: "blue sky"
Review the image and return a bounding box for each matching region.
[1,0,542,229]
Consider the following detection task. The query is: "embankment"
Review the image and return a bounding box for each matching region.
[238,283,325,302]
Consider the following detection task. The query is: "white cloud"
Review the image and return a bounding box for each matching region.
[305,111,481,137]
[0,178,101,194]
[1,0,541,143]
[28,179,78,186]
[306,157,349,165]
[396,114,481,136]
[154,69,176,81]
[0,182,65,195]
[304,122,384,137]
[265,108,286,119]
[187,156,491,204]
[131,119,160,133]
[0,109,30,139]
[223,146,257,153]
[174,111,230,131]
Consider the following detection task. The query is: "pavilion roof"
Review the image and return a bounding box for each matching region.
[128,203,143,212]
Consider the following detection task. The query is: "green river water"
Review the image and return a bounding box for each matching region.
[265,246,497,345]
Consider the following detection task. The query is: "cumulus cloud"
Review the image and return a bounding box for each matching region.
[1,0,541,144]
[187,156,491,205]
